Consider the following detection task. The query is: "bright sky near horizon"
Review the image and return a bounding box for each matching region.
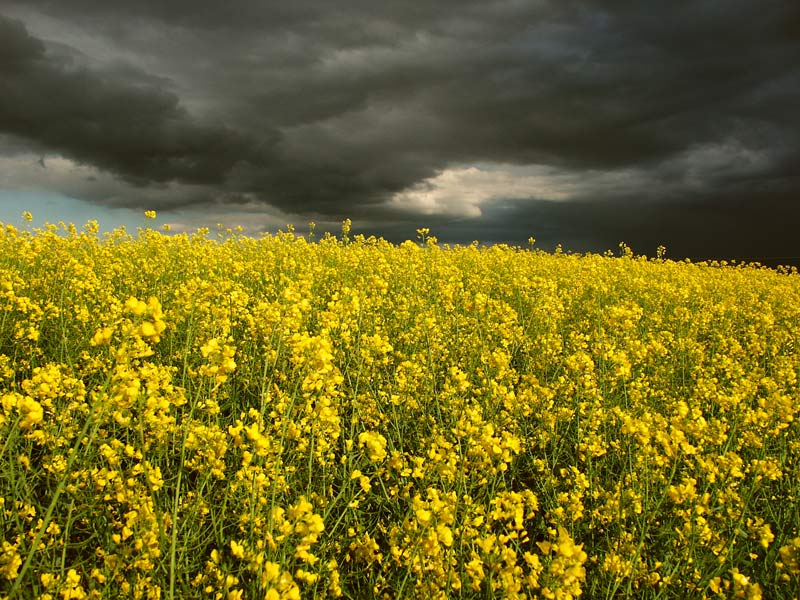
[0,191,141,231]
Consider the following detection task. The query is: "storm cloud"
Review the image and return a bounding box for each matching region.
[0,0,798,261]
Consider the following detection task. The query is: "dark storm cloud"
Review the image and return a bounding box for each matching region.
[0,14,268,188]
[0,0,798,258]
[447,189,800,264]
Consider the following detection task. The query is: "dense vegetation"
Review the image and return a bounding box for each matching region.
[1,215,799,599]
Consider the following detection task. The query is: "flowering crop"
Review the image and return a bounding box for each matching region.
[1,216,799,599]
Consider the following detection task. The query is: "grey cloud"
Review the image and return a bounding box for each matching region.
[1,12,45,62]
[0,14,269,188]
[0,1,798,261]
[375,188,800,267]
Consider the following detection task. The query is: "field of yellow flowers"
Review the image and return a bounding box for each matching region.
[1,215,799,599]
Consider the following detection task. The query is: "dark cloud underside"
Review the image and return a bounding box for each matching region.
[0,0,798,260]
[0,15,268,187]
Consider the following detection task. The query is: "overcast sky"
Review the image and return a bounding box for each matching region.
[1,1,798,262]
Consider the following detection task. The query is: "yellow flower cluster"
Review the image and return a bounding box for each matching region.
[1,216,799,598]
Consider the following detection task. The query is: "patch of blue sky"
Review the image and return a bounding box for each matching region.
[0,190,145,233]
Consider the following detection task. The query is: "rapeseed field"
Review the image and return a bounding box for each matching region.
[1,214,799,599]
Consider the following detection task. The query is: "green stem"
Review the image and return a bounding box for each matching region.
[10,402,101,597]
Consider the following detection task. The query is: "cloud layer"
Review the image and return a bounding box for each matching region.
[0,1,798,260]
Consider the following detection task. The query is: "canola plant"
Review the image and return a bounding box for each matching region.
[1,215,799,599]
